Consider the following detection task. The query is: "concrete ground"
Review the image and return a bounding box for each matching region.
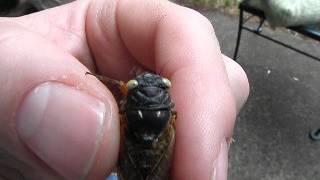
[201,11,320,180]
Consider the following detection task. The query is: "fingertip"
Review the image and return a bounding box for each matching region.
[223,55,250,113]
[0,24,120,179]
[213,139,228,180]
[85,89,120,180]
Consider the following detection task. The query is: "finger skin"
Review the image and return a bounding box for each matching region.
[16,0,249,117]
[88,0,247,179]
[0,24,119,179]
[222,55,249,114]
[16,1,95,71]
[114,1,236,179]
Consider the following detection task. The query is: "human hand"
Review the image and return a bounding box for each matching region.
[0,0,249,179]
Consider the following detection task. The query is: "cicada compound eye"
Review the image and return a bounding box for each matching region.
[162,78,171,88]
[126,79,139,90]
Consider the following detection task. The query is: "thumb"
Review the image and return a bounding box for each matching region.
[0,23,119,179]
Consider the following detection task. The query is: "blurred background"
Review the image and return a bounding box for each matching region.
[1,0,320,179]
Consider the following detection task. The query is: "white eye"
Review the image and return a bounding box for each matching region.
[162,78,171,88]
[126,79,138,90]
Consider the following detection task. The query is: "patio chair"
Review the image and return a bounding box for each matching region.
[233,2,320,141]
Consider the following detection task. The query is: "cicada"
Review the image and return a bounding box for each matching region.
[87,72,176,180]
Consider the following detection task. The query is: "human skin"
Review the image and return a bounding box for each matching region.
[0,0,249,179]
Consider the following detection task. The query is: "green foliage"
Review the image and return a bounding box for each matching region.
[183,0,238,8]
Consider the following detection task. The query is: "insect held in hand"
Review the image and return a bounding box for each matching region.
[86,72,176,180]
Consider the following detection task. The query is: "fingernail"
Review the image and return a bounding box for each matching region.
[212,140,228,180]
[16,82,108,180]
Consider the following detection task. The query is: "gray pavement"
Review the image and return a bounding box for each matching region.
[202,11,320,180]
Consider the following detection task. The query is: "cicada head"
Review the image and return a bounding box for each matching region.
[124,72,173,145]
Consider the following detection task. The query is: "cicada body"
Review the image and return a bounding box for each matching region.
[119,113,175,180]
[119,72,176,180]
[87,72,176,180]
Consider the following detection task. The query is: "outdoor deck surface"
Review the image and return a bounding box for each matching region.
[202,10,320,180]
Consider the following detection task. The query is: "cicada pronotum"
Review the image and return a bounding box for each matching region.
[87,72,176,180]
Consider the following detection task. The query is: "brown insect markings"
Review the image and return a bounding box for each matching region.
[118,114,176,180]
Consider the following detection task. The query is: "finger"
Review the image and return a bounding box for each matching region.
[214,140,229,180]
[222,55,249,114]
[17,0,139,80]
[114,0,239,179]
[17,1,249,179]
[14,0,249,115]
[19,0,249,115]
[86,0,137,80]
[15,1,95,71]
[85,0,249,179]
[0,22,119,180]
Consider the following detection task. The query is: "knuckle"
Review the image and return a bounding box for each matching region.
[229,59,250,100]
[0,21,23,48]
[182,7,214,31]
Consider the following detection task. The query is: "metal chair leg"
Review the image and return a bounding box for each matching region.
[233,9,244,61]
[256,17,265,33]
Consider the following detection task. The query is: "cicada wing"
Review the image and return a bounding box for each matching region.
[146,112,176,180]
[118,114,144,180]
[118,111,176,180]
[118,143,146,180]
[148,126,175,180]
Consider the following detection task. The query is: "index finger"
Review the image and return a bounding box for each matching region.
[115,0,236,179]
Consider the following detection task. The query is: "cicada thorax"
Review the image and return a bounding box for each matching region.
[118,73,176,180]
[85,72,176,180]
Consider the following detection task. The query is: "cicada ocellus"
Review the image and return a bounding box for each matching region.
[87,72,176,180]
